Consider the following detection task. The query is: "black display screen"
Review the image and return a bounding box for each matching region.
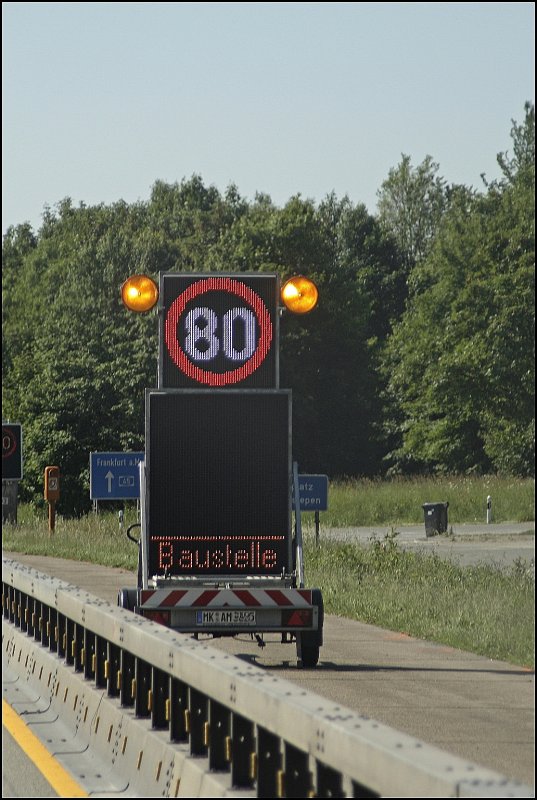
[146,390,291,577]
[159,273,279,389]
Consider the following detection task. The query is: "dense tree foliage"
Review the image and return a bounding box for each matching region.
[377,153,448,273]
[2,105,534,515]
[381,103,535,476]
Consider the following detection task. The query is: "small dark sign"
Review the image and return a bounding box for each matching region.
[2,424,22,481]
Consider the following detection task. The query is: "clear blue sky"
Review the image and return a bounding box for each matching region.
[2,2,534,235]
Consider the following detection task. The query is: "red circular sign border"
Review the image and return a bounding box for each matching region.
[2,427,17,459]
[165,277,273,386]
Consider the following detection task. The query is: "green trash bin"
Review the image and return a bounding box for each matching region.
[422,502,449,537]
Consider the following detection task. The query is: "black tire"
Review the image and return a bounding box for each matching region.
[118,587,137,611]
[297,588,324,668]
[312,588,324,646]
[299,637,320,668]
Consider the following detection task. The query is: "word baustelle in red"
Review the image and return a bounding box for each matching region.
[152,535,285,572]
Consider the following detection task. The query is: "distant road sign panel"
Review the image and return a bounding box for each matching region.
[90,452,144,499]
[2,424,23,481]
[293,474,329,511]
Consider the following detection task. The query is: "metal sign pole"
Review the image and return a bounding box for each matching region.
[48,501,56,534]
[293,462,305,588]
[2,480,18,524]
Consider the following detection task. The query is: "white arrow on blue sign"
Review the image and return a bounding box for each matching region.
[90,452,144,500]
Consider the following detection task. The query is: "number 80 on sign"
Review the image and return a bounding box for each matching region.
[160,274,278,389]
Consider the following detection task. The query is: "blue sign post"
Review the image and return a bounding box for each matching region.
[90,452,144,500]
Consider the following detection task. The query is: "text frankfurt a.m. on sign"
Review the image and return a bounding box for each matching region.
[90,452,144,500]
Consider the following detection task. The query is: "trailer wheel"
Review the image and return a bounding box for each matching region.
[118,588,137,611]
[298,635,320,668]
[297,588,324,668]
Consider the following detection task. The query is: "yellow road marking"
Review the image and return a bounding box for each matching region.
[2,699,88,797]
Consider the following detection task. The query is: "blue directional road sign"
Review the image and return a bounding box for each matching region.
[90,452,144,500]
[293,474,329,512]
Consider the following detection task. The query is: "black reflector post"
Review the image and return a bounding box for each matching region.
[146,390,292,579]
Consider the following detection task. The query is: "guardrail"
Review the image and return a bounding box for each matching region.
[2,558,533,798]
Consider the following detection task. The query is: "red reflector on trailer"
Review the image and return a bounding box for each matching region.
[142,610,171,626]
[282,609,313,627]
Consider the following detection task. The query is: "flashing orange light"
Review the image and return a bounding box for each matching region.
[281,275,319,314]
[121,274,159,312]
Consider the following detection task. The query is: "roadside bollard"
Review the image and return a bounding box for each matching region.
[487,495,492,524]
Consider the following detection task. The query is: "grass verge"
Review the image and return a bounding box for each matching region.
[303,530,534,668]
[324,475,534,526]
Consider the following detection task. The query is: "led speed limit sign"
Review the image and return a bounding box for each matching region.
[2,424,23,480]
[159,274,279,388]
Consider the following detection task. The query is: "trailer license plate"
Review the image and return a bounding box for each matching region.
[196,610,257,626]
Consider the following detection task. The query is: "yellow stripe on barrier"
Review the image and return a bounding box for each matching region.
[2,699,88,797]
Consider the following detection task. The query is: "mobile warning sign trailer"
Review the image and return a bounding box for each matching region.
[118,271,323,667]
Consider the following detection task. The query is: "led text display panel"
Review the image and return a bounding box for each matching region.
[147,390,291,577]
[159,273,279,389]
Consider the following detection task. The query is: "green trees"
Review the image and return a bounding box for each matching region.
[2,106,534,515]
[2,201,158,513]
[377,153,448,273]
[381,103,535,476]
[3,183,398,513]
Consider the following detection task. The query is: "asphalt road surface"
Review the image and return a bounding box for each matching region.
[310,520,535,570]
[3,529,535,790]
[2,730,59,798]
